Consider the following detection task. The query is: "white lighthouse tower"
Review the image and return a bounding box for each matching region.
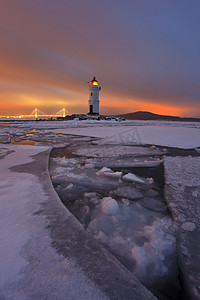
[88,77,101,115]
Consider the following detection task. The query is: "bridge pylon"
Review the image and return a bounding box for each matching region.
[55,108,68,118]
[30,108,46,118]
[62,108,66,118]
[34,108,38,118]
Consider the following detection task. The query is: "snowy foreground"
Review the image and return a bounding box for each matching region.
[0,120,200,300]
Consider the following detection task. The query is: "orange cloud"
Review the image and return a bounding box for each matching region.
[100,96,195,117]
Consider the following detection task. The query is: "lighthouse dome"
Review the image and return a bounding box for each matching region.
[91,77,98,86]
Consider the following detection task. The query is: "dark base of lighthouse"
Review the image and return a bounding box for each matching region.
[88,105,99,115]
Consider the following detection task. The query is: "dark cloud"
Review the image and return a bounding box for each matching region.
[0,0,200,116]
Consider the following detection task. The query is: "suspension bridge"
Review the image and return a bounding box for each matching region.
[0,108,68,119]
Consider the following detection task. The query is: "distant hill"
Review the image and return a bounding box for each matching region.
[118,111,200,122]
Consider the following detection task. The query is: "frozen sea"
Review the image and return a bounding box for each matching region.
[0,119,200,300]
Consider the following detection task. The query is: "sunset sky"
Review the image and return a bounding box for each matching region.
[0,0,200,117]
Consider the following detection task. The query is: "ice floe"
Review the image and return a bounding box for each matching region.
[122,173,145,184]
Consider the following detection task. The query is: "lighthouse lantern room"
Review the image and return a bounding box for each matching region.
[88,77,101,115]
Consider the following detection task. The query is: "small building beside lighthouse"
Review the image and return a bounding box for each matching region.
[88,77,101,115]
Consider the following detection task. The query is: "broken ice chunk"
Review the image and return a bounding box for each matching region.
[80,206,90,215]
[55,157,78,167]
[195,147,200,154]
[138,198,167,213]
[65,183,74,190]
[192,190,198,198]
[112,186,143,200]
[84,192,100,204]
[94,230,107,243]
[84,192,97,198]
[103,171,122,179]
[96,167,122,179]
[101,197,119,214]
[145,189,159,197]
[90,198,99,204]
[96,167,112,175]
[121,198,130,205]
[122,173,145,184]
[84,163,94,169]
[146,177,154,184]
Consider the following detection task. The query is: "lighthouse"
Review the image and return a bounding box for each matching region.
[88,77,101,115]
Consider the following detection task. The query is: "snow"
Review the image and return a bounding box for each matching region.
[1,119,200,149]
[164,156,200,299]
[49,121,200,149]
[181,222,196,232]
[164,156,200,225]
[0,146,106,298]
[1,120,200,299]
[0,147,46,285]
[137,125,200,149]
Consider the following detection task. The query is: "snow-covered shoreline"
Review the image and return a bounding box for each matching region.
[1,119,200,149]
[0,120,200,299]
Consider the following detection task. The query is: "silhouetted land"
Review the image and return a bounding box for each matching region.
[118,111,200,122]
